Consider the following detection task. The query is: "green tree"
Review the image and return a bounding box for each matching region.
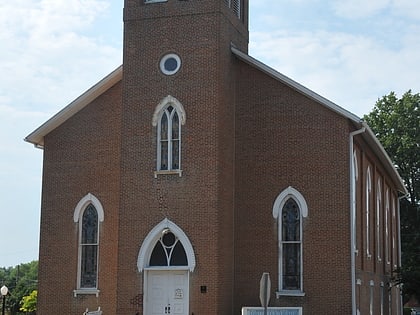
[20,290,37,313]
[0,261,38,315]
[364,90,420,303]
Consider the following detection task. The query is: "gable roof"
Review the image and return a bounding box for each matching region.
[231,45,407,194]
[24,65,122,148]
[24,50,406,194]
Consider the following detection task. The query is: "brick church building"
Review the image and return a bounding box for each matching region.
[26,1,407,314]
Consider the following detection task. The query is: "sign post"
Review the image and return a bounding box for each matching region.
[259,273,271,315]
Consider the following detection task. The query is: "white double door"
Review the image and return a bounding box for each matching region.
[146,270,189,315]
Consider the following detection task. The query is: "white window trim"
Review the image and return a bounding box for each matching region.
[385,189,390,265]
[273,186,307,296]
[152,95,186,176]
[73,193,104,295]
[144,0,167,4]
[366,167,372,259]
[376,179,382,261]
[160,53,181,76]
[137,218,196,272]
[369,280,375,315]
[353,150,359,255]
[392,195,397,268]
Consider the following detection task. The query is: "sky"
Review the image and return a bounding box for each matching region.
[1,0,419,268]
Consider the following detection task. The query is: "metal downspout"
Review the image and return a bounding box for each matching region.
[349,127,366,315]
[397,193,409,315]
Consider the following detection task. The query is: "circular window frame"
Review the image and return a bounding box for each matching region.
[160,53,181,75]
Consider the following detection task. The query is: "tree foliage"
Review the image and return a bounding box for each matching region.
[364,90,420,303]
[20,290,37,313]
[0,261,38,315]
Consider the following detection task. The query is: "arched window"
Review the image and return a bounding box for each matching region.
[385,189,390,265]
[138,218,196,272]
[366,167,372,258]
[273,187,307,296]
[149,230,188,267]
[281,199,301,291]
[353,150,359,254]
[376,179,382,261]
[158,106,180,171]
[79,204,99,288]
[73,193,104,295]
[153,96,186,175]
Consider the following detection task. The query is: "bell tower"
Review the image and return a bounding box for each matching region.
[117,1,249,315]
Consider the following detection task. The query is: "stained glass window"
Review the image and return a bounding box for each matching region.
[281,199,301,291]
[158,106,181,171]
[80,204,99,288]
[149,231,188,267]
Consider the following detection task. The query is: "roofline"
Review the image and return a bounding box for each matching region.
[24,65,123,149]
[231,45,407,194]
[231,45,362,123]
[361,122,408,195]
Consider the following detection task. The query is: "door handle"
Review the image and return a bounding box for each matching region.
[168,304,171,314]
[165,306,168,314]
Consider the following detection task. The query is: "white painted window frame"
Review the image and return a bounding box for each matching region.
[73,193,104,297]
[385,189,390,265]
[366,167,372,259]
[353,150,359,255]
[144,0,167,4]
[152,95,186,177]
[376,178,382,261]
[392,195,397,268]
[273,186,308,297]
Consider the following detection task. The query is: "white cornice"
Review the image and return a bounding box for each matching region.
[231,45,362,123]
[24,65,123,149]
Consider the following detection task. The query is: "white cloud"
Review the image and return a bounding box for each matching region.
[0,0,121,112]
[0,0,122,267]
[331,0,391,19]
[250,26,419,116]
[392,0,420,20]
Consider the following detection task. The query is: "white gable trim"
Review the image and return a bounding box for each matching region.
[231,45,361,123]
[137,218,196,272]
[25,65,122,149]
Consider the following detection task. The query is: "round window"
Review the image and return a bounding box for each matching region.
[160,53,181,75]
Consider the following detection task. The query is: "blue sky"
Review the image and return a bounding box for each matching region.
[1,0,419,268]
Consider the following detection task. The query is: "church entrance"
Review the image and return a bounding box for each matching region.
[146,270,189,315]
[138,219,196,315]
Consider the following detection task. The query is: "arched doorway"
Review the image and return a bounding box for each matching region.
[138,219,196,315]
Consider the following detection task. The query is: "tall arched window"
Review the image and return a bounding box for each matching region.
[152,96,186,175]
[366,167,372,258]
[353,150,359,254]
[73,193,104,295]
[376,178,382,261]
[158,106,180,171]
[385,189,390,265]
[80,204,99,288]
[281,199,302,291]
[273,187,307,296]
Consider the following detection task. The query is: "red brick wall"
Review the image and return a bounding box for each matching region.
[233,61,353,314]
[353,137,402,314]
[116,1,249,314]
[38,82,122,315]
